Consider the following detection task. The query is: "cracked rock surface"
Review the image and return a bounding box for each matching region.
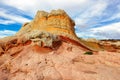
[0,41,120,80]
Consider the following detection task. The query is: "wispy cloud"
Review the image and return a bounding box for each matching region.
[0,19,15,25]
[76,22,120,39]
[75,0,108,28]
[1,0,89,16]
[0,3,32,25]
[0,30,16,38]
[0,11,31,24]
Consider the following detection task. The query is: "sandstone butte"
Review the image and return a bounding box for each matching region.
[0,9,120,80]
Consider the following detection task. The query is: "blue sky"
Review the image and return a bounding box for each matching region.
[0,0,120,39]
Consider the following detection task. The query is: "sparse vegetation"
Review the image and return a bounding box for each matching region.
[84,51,93,55]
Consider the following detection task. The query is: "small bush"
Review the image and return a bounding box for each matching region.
[84,51,93,55]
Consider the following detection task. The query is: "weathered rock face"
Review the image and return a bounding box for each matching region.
[15,9,93,51]
[0,9,120,80]
[16,10,76,39]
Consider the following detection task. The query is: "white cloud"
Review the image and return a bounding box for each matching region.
[1,0,50,16]
[47,0,90,16]
[0,30,16,38]
[79,0,108,18]
[1,0,91,17]
[76,22,120,39]
[0,20,15,25]
[91,22,120,32]
[0,10,31,24]
[100,3,120,22]
[75,0,108,27]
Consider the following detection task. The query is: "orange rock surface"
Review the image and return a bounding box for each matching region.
[16,9,95,51]
[16,10,76,40]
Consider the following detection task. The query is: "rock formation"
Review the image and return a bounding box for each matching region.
[15,9,95,51]
[0,9,120,80]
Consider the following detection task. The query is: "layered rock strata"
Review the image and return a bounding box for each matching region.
[15,9,93,51]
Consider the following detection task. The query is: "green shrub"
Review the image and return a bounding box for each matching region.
[84,51,93,55]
